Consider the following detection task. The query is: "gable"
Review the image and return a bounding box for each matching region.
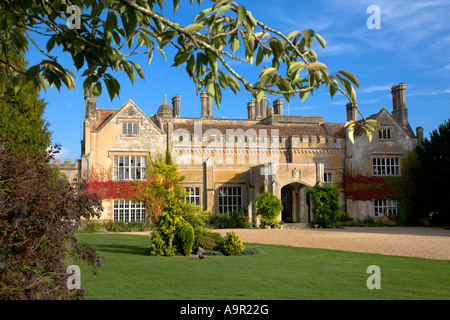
[94,99,162,135]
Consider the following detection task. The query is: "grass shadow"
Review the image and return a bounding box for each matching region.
[93,243,149,256]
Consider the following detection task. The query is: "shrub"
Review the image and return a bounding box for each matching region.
[241,246,262,255]
[208,213,232,229]
[198,235,217,251]
[338,211,353,222]
[195,229,224,251]
[231,208,253,228]
[178,223,195,256]
[0,143,103,299]
[88,221,104,232]
[254,192,282,228]
[147,211,187,256]
[307,184,340,228]
[222,231,244,256]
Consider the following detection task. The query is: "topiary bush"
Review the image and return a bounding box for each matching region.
[222,231,245,256]
[178,222,195,256]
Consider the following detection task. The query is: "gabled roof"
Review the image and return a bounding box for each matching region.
[354,107,415,138]
[92,99,163,134]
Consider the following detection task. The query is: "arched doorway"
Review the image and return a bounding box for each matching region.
[281,185,293,222]
[280,182,310,223]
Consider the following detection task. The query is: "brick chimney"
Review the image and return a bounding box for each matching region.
[391,83,408,126]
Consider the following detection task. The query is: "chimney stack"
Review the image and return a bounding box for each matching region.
[247,101,255,120]
[260,95,267,118]
[391,83,408,126]
[273,98,283,115]
[416,127,424,144]
[346,102,357,122]
[84,83,97,120]
[172,94,181,117]
[200,91,208,118]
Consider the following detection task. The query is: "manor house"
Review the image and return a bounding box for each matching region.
[58,83,422,225]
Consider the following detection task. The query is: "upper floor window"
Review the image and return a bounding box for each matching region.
[372,158,400,176]
[113,155,146,180]
[379,128,392,140]
[122,123,138,135]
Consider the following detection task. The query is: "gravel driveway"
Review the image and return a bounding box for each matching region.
[214,227,450,260]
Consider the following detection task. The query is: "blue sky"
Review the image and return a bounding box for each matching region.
[27,0,450,160]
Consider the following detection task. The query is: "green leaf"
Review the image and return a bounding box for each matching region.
[184,23,206,32]
[173,0,179,12]
[314,34,326,48]
[46,36,56,52]
[287,30,300,40]
[308,62,328,71]
[37,73,47,92]
[237,5,246,24]
[337,70,359,89]
[130,61,145,80]
[303,29,314,47]
[336,75,356,103]
[92,81,102,97]
[330,79,338,98]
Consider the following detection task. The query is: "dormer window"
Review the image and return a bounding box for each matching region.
[379,128,391,140]
[122,123,138,136]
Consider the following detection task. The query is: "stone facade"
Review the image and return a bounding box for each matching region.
[55,83,422,224]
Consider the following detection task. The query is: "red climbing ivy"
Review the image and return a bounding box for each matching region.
[344,171,402,201]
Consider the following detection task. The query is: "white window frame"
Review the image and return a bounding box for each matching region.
[185,187,200,206]
[372,158,400,176]
[122,122,138,136]
[113,200,146,222]
[218,186,242,214]
[113,155,147,180]
[374,199,398,217]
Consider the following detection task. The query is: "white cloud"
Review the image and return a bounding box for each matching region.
[53,146,79,160]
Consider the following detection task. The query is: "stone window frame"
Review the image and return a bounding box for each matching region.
[217,186,242,214]
[113,199,146,222]
[112,155,147,180]
[324,172,333,185]
[185,186,201,206]
[378,126,394,141]
[371,156,401,176]
[118,118,141,137]
[373,199,398,217]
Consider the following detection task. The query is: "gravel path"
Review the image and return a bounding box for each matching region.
[213,227,450,260]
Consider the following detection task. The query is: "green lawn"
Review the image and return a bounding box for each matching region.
[75,233,450,300]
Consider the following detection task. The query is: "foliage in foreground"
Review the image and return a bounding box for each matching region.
[0,144,104,299]
[0,0,380,141]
